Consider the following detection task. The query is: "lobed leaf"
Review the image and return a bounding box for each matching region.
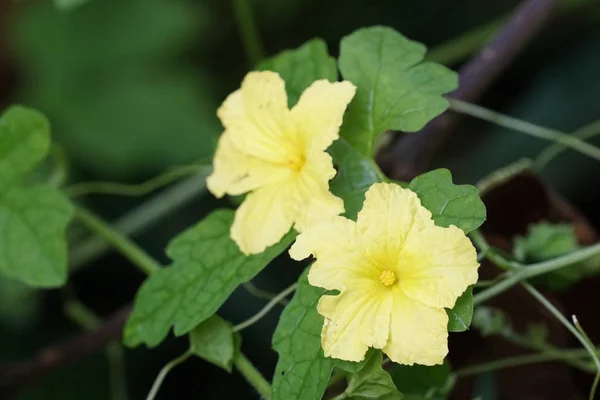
[189,315,240,372]
[272,269,334,400]
[258,38,338,107]
[446,286,473,332]
[0,106,50,188]
[339,26,457,156]
[341,351,403,400]
[124,209,294,347]
[409,169,486,234]
[329,138,383,221]
[0,185,73,287]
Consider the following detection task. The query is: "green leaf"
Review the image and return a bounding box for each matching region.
[446,286,473,332]
[471,306,508,337]
[258,38,338,107]
[272,269,334,400]
[389,361,452,400]
[409,169,486,234]
[339,26,457,156]
[0,185,73,287]
[329,138,383,221]
[514,222,579,263]
[335,349,376,374]
[53,0,91,11]
[341,351,403,400]
[189,315,240,372]
[0,106,50,187]
[124,209,294,347]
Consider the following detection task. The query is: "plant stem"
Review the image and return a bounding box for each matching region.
[535,119,600,169]
[232,0,264,66]
[243,282,288,305]
[454,348,591,377]
[234,352,272,400]
[234,283,297,332]
[573,316,600,400]
[69,170,210,271]
[450,99,600,164]
[74,206,161,275]
[521,282,600,392]
[66,165,207,198]
[146,351,191,400]
[474,242,600,305]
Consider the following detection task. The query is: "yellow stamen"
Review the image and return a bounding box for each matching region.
[379,270,397,286]
[286,154,305,171]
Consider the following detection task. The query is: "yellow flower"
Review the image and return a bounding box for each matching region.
[207,71,356,255]
[289,182,479,365]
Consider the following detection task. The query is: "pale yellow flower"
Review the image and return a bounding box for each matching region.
[289,182,479,365]
[207,71,356,255]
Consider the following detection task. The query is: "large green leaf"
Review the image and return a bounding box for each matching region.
[189,315,240,372]
[124,209,294,347]
[0,106,50,187]
[409,169,486,234]
[339,26,457,156]
[389,361,452,400]
[272,270,334,400]
[258,38,338,107]
[446,286,473,332]
[0,186,73,287]
[340,351,403,400]
[329,138,383,221]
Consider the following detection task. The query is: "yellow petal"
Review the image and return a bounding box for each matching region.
[398,224,479,309]
[291,80,356,151]
[290,216,377,291]
[357,183,434,266]
[383,288,448,366]
[318,288,392,362]
[217,71,298,164]
[207,131,293,197]
[231,182,296,255]
[293,151,344,232]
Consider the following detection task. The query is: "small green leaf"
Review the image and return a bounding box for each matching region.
[335,349,376,374]
[446,286,473,332]
[272,269,333,400]
[472,306,508,337]
[0,186,73,288]
[514,222,579,263]
[329,138,383,221]
[124,209,294,347]
[409,169,486,233]
[341,351,403,400]
[339,26,457,156]
[389,361,452,400]
[259,38,338,107]
[0,106,50,187]
[189,315,240,372]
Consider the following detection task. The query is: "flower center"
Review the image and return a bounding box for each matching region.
[286,154,306,171]
[379,270,397,287]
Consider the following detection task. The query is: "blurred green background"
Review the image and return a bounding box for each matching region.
[0,0,599,398]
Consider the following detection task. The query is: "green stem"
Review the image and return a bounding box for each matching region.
[454,348,591,378]
[64,299,101,330]
[69,170,210,271]
[234,283,297,332]
[243,282,288,305]
[74,206,161,275]
[521,282,600,384]
[48,143,70,188]
[146,351,191,400]
[573,316,600,400]
[232,0,264,66]
[234,352,272,400]
[450,99,600,164]
[474,242,600,305]
[535,119,600,169]
[66,165,207,198]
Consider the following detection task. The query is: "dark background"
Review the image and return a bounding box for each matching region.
[0,0,599,398]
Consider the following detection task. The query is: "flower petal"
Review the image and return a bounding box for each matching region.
[318,288,392,362]
[293,151,344,232]
[290,216,376,291]
[383,288,448,366]
[357,183,434,266]
[291,80,356,151]
[398,224,479,309]
[207,131,292,197]
[231,182,296,255]
[218,71,298,164]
